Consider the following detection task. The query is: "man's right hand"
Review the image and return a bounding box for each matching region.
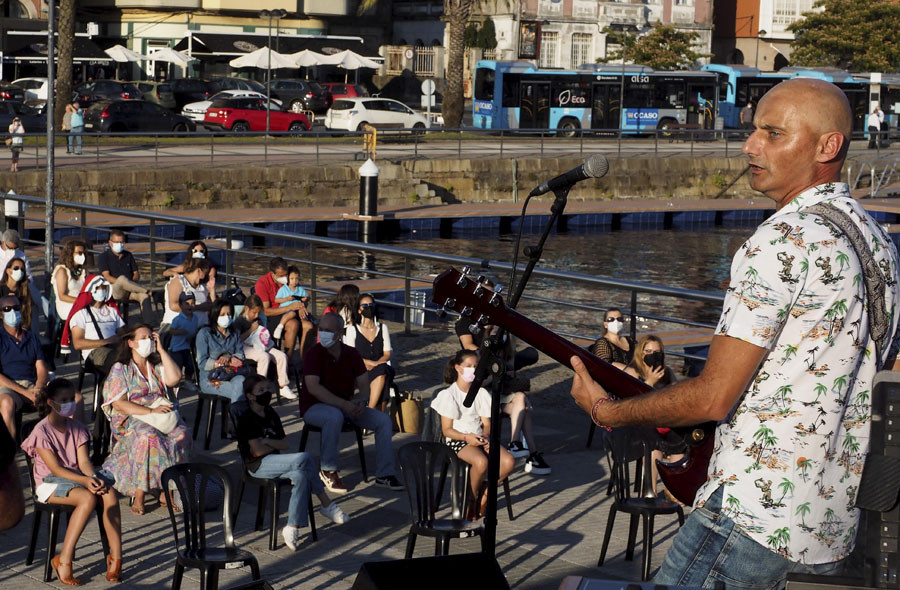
[344,400,365,419]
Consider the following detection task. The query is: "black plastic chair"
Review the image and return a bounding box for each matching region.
[228,402,317,550]
[21,421,110,583]
[192,390,231,451]
[298,419,368,483]
[598,427,685,581]
[437,461,515,522]
[161,463,261,590]
[398,441,485,558]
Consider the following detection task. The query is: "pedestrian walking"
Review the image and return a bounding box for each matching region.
[69,102,84,155]
[62,104,73,153]
[868,105,883,149]
[739,101,754,130]
[7,117,24,173]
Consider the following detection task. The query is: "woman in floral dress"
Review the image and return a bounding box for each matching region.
[101,323,190,514]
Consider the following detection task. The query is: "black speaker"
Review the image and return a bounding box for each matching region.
[352,553,509,590]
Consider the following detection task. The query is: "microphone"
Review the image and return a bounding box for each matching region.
[528,154,610,197]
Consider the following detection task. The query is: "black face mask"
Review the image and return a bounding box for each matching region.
[254,391,273,406]
[643,351,664,369]
[361,307,375,319]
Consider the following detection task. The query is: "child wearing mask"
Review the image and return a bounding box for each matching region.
[21,378,123,584]
[271,266,306,341]
[234,375,347,551]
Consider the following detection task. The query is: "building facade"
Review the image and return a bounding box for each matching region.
[712,0,820,69]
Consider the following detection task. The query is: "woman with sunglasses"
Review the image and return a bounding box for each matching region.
[342,293,394,411]
[1,257,34,330]
[162,240,217,295]
[589,308,634,367]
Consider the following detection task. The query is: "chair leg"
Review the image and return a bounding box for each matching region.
[642,514,655,581]
[269,485,280,551]
[204,398,217,450]
[441,536,451,556]
[45,510,61,582]
[502,479,514,521]
[254,486,267,532]
[598,505,617,567]
[220,400,230,439]
[298,426,309,452]
[354,427,368,482]
[586,421,596,448]
[677,506,685,526]
[77,367,86,396]
[249,558,261,580]
[404,529,417,558]
[436,463,449,509]
[26,510,41,565]
[434,537,442,556]
[625,513,639,561]
[234,479,246,524]
[172,563,184,590]
[198,567,207,590]
[192,397,204,441]
[308,495,317,542]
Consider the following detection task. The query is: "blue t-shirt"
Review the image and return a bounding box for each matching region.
[169,312,200,353]
[0,327,44,383]
[275,284,308,302]
[70,109,84,128]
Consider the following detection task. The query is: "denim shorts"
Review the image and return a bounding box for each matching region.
[42,469,115,500]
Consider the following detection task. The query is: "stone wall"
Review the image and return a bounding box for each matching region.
[0,155,756,210]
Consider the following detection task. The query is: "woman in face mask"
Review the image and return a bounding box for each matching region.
[195,299,247,404]
[162,240,217,295]
[341,293,395,411]
[21,378,123,584]
[99,323,188,516]
[1,257,33,330]
[161,257,213,329]
[52,239,88,322]
[589,307,635,367]
[430,349,515,520]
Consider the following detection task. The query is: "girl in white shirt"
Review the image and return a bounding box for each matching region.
[430,349,514,519]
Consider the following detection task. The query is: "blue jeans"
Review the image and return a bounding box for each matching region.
[200,375,245,403]
[302,403,396,477]
[655,486,849,589]
[68,126,83,153]
[250,453,323,528]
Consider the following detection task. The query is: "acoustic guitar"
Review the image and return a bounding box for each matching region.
[432,266,716,504]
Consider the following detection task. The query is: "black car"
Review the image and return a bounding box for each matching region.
[169,78,212,111]
[74,81,142,106]
[82,100,196,133]
[0,83,26,103]
[207,76,267,96]
[269,79,330,114]
[0,101,45,130]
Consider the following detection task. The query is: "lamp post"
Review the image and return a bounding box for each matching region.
[756,29,767,69]
[259,8,287,135]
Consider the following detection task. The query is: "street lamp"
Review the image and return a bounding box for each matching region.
[756,29,767,69]
[259,8,287,135]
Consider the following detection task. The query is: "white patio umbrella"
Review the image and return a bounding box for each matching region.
[289,49,327,68]
[104,44,146,63]
[229,47,297,70]
[317,49,381,82]
[145,47,196,67]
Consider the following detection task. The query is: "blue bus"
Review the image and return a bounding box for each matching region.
[473,60,718,135]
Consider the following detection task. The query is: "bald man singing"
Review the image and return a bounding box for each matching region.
[572,79,900,587]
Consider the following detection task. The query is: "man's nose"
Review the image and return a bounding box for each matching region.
[742,129,758,156]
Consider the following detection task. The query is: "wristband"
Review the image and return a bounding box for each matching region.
[591,398,613,432]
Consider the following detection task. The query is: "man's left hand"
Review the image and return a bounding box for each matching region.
[569,355,609,413]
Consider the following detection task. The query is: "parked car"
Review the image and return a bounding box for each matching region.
[11,77,49,101]
[0,82,26,103]
[0,101,45,129]
[135,81,176,110]
[82,100,196,133]
[318,82,368,101]
[207,77,267,95]
[169,78,211,110]
[182,90,282,122]
[325,98,428,132]
[269,79,330,114]
[203,97,309,133]
[74,81,141,106]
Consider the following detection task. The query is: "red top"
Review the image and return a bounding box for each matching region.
[299,343,367,415]
[254,272,278,308]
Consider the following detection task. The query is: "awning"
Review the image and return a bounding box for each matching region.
[3,34,111,61]
[173,32,381,60]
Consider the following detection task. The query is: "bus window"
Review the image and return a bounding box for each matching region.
[502,74,521,107]
[655,81,685,109]
[551,80,591,108]
[624,83,653,106]
[718,77,731,103]
[474,68,495,101]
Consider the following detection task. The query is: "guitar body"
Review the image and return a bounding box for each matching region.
[433,266,714,505]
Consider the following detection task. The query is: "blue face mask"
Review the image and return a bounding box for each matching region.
[3,309,21,327]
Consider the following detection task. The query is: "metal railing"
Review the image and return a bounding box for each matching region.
[6,193,723,362]
[846,151,900,198]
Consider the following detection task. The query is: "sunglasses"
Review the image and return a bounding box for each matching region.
[1,305,21,313]
[10,266,23,271]
[192,249,205,253]
[360,303,374,309]
[605,317,624,323]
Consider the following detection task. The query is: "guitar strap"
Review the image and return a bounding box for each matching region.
[804,202,890,370]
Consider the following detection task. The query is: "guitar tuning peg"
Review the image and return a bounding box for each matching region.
[494,284,503,294]
[468,322,480,334]
[460,306,473,317]
[476,274,486,284]
[460,265,471,276]
[489,293,502,307]
[472,285,485,298]
[476,314,490,326]
[444,297,457,308]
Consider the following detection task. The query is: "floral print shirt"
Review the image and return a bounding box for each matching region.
[696,182,900,564]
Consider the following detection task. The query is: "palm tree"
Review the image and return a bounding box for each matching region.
[777,477,795,503]
[55,0,76,129]
[780,344,798,365]
[836,251,850,274]
[795,501,811,527]
[774,384,793,408]
[832,374,848,395]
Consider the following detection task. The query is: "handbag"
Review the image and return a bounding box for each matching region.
[132,398,181,434]
[391,390,423,434]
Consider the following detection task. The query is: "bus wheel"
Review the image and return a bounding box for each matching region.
[557,118,580,138]
[657,118,678,138]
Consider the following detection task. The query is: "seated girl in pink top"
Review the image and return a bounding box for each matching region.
[21,378,123,585]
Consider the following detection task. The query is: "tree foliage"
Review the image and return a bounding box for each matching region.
[476,18,497,50]
[598,22,710,70]
[788,0,900,71]
[464,23,479,48]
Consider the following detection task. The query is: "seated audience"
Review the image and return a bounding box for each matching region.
[299,312,403,494]
[589,308,635,366]
[0,295,53,438]
[274,265,313,352]
[342,293,394,411]
[65,275,124,375]
[323,283,359,327]
[235,295,296,400]
[167,292,201,380]
[51,239,88,322]
[97,229,154,325]
[196,300,247,403]
[0,258,34,340]
[254,257,311,361]
[22,378,122,584]
[234,375,347,552]
[162,240,217,295]
[100,323,189,515]
[0,230,31,279]
[161,257,213,329]
[431,349,515,519]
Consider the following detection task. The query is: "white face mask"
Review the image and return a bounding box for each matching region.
[191,250,205,259]
[275,275,288,285]
[73,253,85,266]
[135,338,154,358]
[111,242,124,254]
[92,288,109,303]
[319,330,337,348]
[217,315,233,329]
[461,366,476,383]
[606,319,623,335]
[10,269,23,283]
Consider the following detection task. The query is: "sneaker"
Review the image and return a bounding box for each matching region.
[320,502,349,525]
[319,470,348,494]
[524,452,552,476]
[507,440,529,458]
[374,475,404,491]
[282,525,299,551]
[279,385,298,400]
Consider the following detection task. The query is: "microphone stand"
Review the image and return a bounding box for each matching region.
[469,185,570,557]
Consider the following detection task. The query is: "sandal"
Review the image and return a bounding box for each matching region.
[51,555,83,586]
[105,554,122,583]
[129,496,145,515]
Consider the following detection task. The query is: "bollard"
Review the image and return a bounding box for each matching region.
[358,158,380,242]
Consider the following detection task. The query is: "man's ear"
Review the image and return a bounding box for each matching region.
[817,131,847,163]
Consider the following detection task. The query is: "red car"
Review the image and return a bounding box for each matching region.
[203,96,310,132]
[318,82,369,102]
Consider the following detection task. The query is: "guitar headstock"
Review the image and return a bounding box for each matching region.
[432,266,507,332]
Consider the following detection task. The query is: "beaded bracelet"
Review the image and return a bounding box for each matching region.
[591,397,612,432]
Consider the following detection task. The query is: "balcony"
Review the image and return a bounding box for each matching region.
[305,0,352,16]
[201,0,295,11]
[599,2,646,28]
[572,0,597,19]
[671,5,694,25]
[538,0,562,18]
[79,0,200,8]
